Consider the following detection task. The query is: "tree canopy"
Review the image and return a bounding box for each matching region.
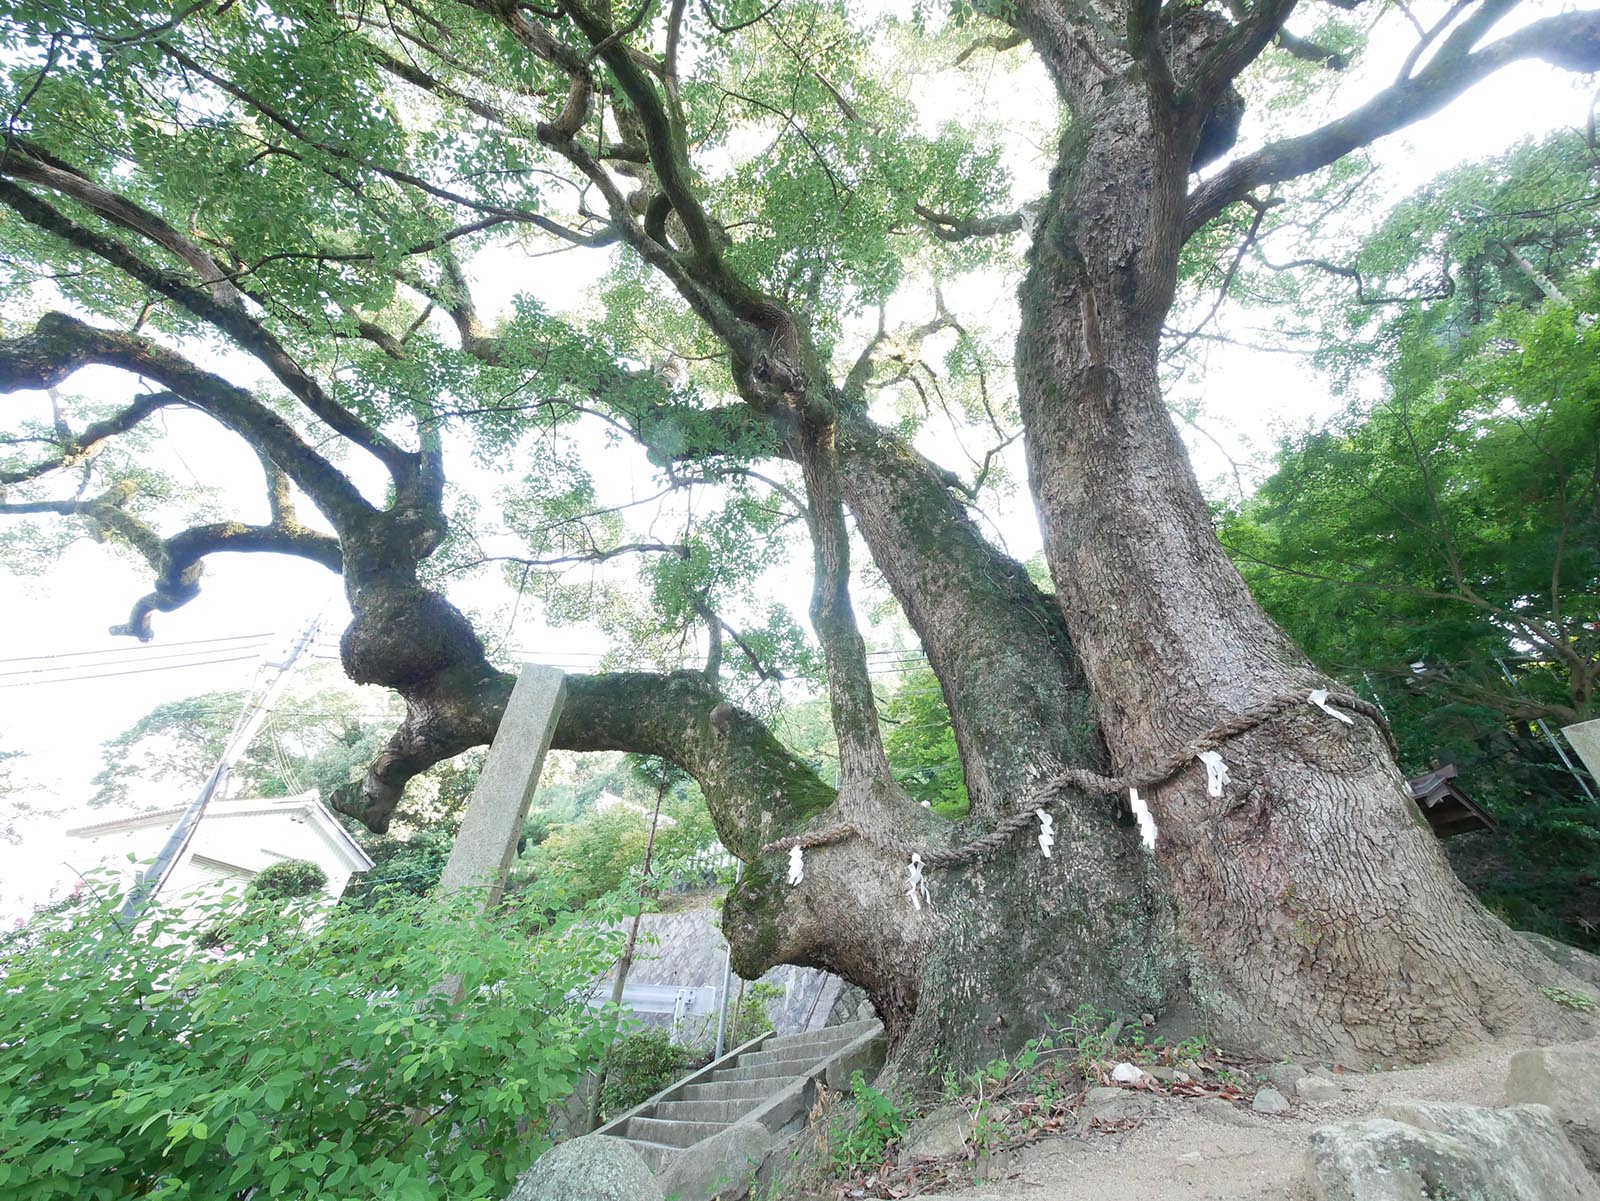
[5,0,1600,1074]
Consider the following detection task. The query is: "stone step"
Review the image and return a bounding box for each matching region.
[620,1138,680,1174]
[626,1116,729,1150]
[680,1076,788,1103]
[734,1041,853,1073]
[761,1019,881,1055]
[650,1097,753,1124]
[713,1054,825,1083]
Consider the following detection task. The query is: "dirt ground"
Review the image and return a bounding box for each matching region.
[939,1037,1593,1201]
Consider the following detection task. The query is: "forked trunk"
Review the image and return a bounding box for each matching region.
[1013,80,1597,1060]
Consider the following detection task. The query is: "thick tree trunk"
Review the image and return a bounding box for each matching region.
[1012,60,1597,1060]
[701,410,1183,1068]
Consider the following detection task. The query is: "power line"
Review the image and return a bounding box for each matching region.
[0,653,264,689]
[0,631,274,666]
[0,640,272,679]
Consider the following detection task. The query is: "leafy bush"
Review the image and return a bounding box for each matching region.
[0,879,630,1199]
[598,1028,700,1121]
[729,980,785,1047]
[340,831,453,908]
[247,858,328,901]
[829,1070,906,1172]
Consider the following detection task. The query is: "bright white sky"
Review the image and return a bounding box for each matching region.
[0,0,1593,921]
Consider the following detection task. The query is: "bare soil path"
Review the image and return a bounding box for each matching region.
[943,1038,1589,1201]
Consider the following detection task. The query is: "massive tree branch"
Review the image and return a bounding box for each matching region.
[1186,6,1600,235]
[2,139,248,309]
[0,313,374,523]
[0,175,411,474]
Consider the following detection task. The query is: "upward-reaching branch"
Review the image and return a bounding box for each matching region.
[1185,4,1600,235]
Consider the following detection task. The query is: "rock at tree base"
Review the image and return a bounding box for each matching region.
[1307,1102,1599,1201]
[1519,933,1600,992]
[1507,1045,1600,1174]
[507,1136,664,1201]
[1264,1063,1303,1094]
[902,1104,974,1160]
[656,1121,772,1201]
[1251,1087,1291,1115]
[1295,1075,1343,1105]
[1082,1086,1160,1124]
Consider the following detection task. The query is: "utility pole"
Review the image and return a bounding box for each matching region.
[116,605,328,925]
[713,859,743,1060]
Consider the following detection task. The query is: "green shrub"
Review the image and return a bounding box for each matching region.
[598,1028,699,1121]
[729,980,785,1047]
[829,1070,906,1172]
[0,878,630,1199]
[246,859,328,901]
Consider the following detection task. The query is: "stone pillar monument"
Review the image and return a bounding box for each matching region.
[1559,719,1600,794]
[436,664,566,910]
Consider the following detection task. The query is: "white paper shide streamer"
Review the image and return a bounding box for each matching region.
[1036,809,1054,859]
[906,852,932,910]
[787,845,805,886]
[1129,787,1159,850]
[1197,749,1230,798]
[1308,688,1355,725]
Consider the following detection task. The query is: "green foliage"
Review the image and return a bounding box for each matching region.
[0,880,629,1200]
[597,1029,700,1121]
[882,669,970,817]
[829,1071,907,1173]
[1542,986,1597,1012]
[339,831,452,908]
[728,981,785,1047]
[246,859,327,902]
[529,789,723,908]
[1221,136,1600,946]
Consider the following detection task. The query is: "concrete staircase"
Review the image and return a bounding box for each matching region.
[595,1017,885,1178]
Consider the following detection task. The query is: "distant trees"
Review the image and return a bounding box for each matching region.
[1221,133,1600,944]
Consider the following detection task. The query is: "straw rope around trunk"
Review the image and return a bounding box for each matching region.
[758,690,1397,870]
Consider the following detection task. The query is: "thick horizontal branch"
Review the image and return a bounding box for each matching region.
[554,671,838,858]
[0,314,373,523]
[0,174,410,475]
[111,519,343,641]
[348,666,837,852]
[1186,5,1600,235]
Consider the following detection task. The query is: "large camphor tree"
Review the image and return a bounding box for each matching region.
[3,0,1599,1071]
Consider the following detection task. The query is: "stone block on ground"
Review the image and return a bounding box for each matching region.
[1506,1045,1600,1175]
[901,1104,974,1161]
[1263,1063,1303,1095]
[1307,1101,1599,1201]
[1082,1086,1159,1124]
[655,1120,773,1201]
[1295,1075,1342,1105]
[1191,1096,1268,1129]
[1251,1086,1291,1115]
[507,1135,663,1201]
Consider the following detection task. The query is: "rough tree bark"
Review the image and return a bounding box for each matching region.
[1008,0,1599,1060]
